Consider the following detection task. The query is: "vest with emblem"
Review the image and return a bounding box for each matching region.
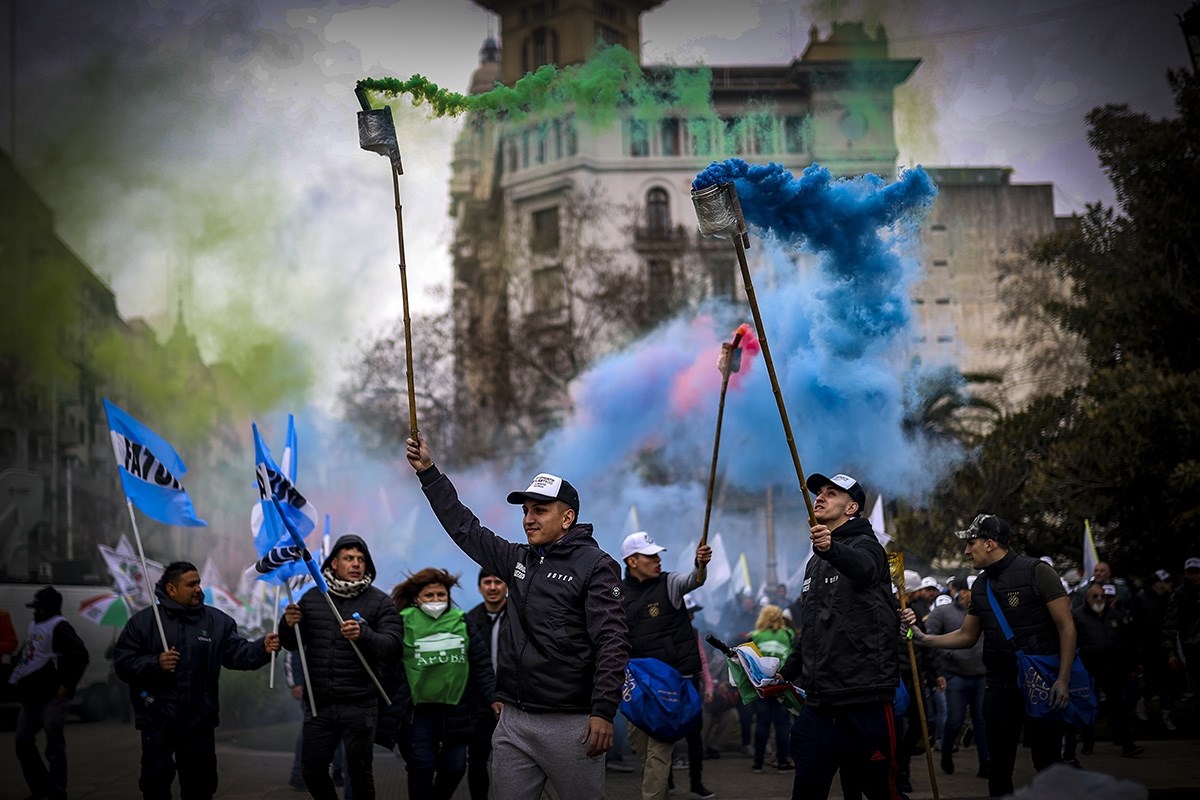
[622,574,701,676]
[973,551,1061,686]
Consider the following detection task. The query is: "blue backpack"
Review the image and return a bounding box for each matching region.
[620,657,703,742]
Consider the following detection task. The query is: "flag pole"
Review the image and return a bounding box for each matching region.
[125,499,168,653]
[888,551,940,800]
[271,498,390,704]
[698,329,744,584]
[269,584,281,689]
[285,579,317,717]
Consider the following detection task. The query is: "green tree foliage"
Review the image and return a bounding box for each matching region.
[927,70,1200,576]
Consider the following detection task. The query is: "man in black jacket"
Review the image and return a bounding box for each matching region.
[115,562,279,800]
[464,568,507,800]
[10,585,89,800]
[280,534,402,800]
[902,515,1077,797]
[406,434,629,800]
[775,472,901,800]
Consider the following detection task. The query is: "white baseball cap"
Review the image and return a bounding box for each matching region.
[966,575,977,589]
[934,594,952,607]
[919,576,939,590]
[621,531,666,560]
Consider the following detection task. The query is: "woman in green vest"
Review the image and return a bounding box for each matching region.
[750,604,797,773]
[379,568,497,800]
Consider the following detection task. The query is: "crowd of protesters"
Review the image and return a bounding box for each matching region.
[14,445,1198,800]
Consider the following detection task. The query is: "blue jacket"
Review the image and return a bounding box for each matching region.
[114,584,269,729]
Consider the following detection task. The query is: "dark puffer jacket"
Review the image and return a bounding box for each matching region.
[114,583,269,729]
[418,466,630,721]
[278,534,403,707]
[779,516,899,706]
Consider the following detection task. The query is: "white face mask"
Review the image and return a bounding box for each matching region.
[1089,601,1106,615]
[420,601,449,619]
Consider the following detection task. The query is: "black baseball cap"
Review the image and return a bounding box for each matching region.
[507,472,580,514]
[955,514,1013,545]
[27,586,63,613]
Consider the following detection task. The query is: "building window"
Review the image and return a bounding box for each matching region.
[934,297,950,305]
[536,125,548,164]
[647,259,674,303]
[521,130,531,168]
[784,116,805,153]
[936,335,954,343]
[660,118,680,156]
[597,1,623,23]
[933,259,948,267]
[689,119,713,156]
[913,297,925,304]
[506,137,518,173]
[930,223,946,231]
[646,188,670,237]
[553,119,563,160]
[523,27,559,73]
[595,23,625,48]
[564,115,577,156]
[531,207,560,254]
[629,119,650,157]
[532,264,566,314]
[710,258,737,298]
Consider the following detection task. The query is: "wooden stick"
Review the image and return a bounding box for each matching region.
[698,331,744,583]
[391,167,419,443]
[732,236,817,526]
[889,552,940,800]
[285,581,317,717]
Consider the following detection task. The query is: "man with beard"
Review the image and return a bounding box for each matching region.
[774,473,902,800]
[281,535,403,800]
[115,562,280,800]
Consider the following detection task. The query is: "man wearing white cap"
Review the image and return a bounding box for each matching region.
[619,532,714,800]
[773,471,903,800]
[406,435,629,800]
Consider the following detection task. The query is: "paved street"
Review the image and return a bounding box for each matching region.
[2,719,1197,799]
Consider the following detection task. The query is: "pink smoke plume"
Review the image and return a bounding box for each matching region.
[668,322,759,416]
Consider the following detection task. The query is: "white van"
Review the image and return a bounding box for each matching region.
[0,583,122,724]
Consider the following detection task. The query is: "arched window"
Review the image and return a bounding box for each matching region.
[522,27,559,73]
[646,188,670,237]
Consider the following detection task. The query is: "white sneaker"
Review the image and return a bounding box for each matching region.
[1135,697,1148,722]
[1162,711,1177,732]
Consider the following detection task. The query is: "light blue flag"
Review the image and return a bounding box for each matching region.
[103,398,206,527]
[271,497,329,594]
[252,421,316,584]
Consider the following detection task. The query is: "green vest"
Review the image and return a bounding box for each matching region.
[400,606,470,705]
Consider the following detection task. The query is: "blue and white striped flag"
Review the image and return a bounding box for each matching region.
[103,398,206,527]
[251,418,316,585]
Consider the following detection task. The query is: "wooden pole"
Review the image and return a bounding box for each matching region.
[889,552,940,800]
[391,167,419,443]
[698,331,744,583]
[732,236,816,526]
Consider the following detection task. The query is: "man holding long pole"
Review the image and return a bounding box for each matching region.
[280,534,402,800]
[773,473,904,800]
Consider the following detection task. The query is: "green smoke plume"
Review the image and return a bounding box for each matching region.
[358,44,715,128]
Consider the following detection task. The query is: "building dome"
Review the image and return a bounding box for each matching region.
[469,36,501,95]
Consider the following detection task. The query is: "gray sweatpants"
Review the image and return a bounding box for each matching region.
[490,706,605,800]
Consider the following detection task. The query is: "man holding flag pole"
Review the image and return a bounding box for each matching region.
[279,525,401,800]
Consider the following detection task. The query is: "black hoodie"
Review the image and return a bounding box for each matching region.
[278,533,402,707]
[114,581,269,729]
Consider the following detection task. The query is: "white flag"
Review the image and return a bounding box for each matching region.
[706,533,732,589]
[869,495,891,547]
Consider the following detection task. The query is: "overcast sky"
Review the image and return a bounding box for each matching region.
[3,0,1191,408]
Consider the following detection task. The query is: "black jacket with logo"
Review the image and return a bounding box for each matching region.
[277,534,403,708]
[418,465,630,721]
[115,584,269,729]
[778,516,898,706]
